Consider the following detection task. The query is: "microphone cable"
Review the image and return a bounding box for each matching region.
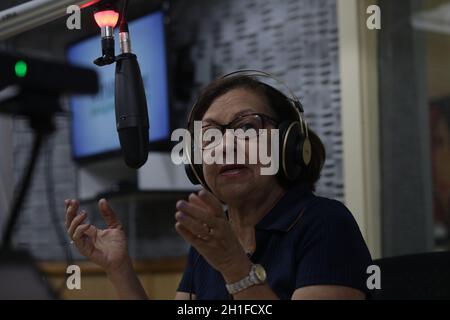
[44,130,74,297]
[120,0,130,32]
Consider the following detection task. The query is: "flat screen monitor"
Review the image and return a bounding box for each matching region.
[67,10,170,162]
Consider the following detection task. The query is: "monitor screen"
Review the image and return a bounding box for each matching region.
[67,11,169,161]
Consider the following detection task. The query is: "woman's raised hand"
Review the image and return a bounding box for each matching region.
[65,199,130,273]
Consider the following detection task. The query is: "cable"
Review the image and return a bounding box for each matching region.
[1,132,44,250]
[0,164,10,222]
[0,119,12,212]
[44,134,74,296]
[119,0,130,32]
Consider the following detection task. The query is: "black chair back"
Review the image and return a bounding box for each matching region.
[371,251,450,300]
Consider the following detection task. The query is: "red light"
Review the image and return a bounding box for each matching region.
[94,10,119,28]
[81,1,101,9]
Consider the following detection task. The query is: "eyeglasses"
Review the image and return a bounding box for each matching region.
[198,113,278,150]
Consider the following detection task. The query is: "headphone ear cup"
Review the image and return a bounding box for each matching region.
[279,121,302,182]
[301,135,312,167]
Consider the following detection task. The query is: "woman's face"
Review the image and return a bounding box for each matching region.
[201,88,280,203]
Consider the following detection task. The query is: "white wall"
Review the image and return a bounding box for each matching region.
[138,152,197,191]
[77,152,196,200]
[337,0,381,258]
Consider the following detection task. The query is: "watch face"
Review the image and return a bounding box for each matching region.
[254,264,267,282]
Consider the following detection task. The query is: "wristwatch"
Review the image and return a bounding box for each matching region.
[225,264,267,295]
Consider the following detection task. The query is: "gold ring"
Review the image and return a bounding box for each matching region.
[197,234,209,241]
[202,223,212,234]
[196,223,212,240]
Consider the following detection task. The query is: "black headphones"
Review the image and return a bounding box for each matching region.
[184,70,311,189]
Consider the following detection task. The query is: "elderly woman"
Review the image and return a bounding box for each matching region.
[65,73,372,300]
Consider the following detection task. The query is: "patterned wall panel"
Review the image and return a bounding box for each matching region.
[170,0,343,200]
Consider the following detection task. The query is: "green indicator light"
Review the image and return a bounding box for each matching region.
[15,60,28,78]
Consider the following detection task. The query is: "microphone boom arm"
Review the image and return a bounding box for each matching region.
[0,0,102,40]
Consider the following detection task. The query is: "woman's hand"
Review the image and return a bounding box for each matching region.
[65,199,130,273]
[174,190,251,283]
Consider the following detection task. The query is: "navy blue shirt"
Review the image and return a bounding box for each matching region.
[177,183,373,299]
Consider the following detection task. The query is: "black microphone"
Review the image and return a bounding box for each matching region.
[114,52,149,169]
[92,0,149,169]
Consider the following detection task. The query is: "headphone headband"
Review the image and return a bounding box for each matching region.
[220,69,304,113]
[187,69,307,135]
[220,69,307,139]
